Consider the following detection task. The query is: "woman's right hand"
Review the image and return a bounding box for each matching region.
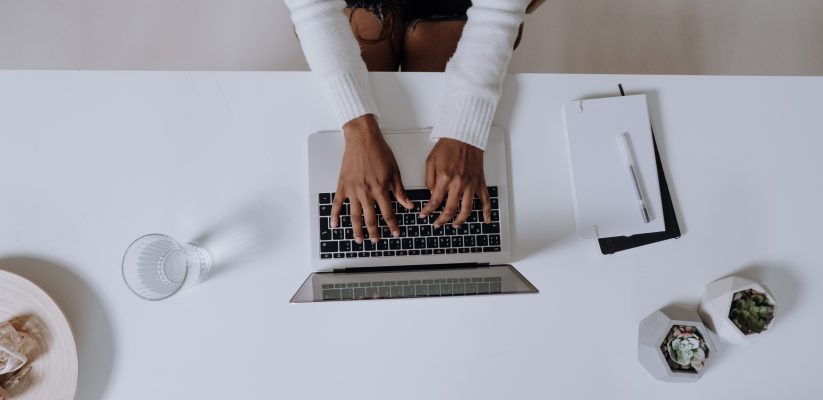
[330,114,413,243]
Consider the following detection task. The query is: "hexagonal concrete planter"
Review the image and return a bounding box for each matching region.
[699,276,776,344]
[638,307,717,382]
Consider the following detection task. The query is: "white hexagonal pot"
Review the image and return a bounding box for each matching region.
[638,307,718,382]
[699,276,776,344]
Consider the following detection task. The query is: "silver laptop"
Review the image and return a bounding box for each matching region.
[291,127,537,303]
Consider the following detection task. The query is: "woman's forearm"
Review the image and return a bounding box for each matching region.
[286,0,379,126]
[431,0,530,150]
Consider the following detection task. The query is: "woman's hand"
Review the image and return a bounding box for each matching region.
[330,114,413,243]
[419,138,491,227]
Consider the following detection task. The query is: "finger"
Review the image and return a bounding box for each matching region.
[434,181,462,227]
[393,173,413,210]
[453,188,474,227]
[349,197,364,244]
[376,193,401,238]
[330,186,345,228]
[420,176,448,218]
[425,159,436,191]
[360,193,380,243]
[480,181,492,224]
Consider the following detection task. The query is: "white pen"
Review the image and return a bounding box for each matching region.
[617,132,651,223]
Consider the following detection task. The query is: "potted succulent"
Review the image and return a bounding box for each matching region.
[638,307,717,382]
[699,276,776,344]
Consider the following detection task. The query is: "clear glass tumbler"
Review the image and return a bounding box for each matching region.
[122,234,212,301]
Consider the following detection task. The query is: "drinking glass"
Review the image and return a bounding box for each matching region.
[122,234,212,301]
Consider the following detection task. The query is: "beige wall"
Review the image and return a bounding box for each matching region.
[1,0,821,75]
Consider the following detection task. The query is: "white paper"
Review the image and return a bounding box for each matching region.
[562,94,665,238]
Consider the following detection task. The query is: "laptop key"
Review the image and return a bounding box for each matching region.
[432,225,445,236]
[407,226,420,237]
[482,223,501,234]
[444,225,456,236]
[365,287,376,298]
[322,284,334,289]
[428,284,440,296]
[491,210,499,222]
[434,249,445,254]
[391,286,403,297]
[319,205,331,216]
[446,249,457,254]
[365,241,376,251]
[404,214,416,225]
[341,288,354,299]
[377,240,388,250]
[458,248,470,253]
[319,193,331,204]
[477,235,488,246]
[477,283,490,294]
[419,225,432,236]
[320,241,338,253]
[488,186,498,197]
[346,252,357,258]
[489,235,501,246]
[421,250,433,255]
[441,284,453,295]
[453,283,465,295]
[439,237,451,248]
[406,189,430,201]
[403,286,415,297]
[354,288,366,299]
[378,287,390,298]
[469,224,482,235]
[340,241,351,252]
[409,250,421,255]
[483,247,501,252]
[333,253,345,258]
[427,237,439,248]
[465,283,478,294]
[358,252,370,257]
[451,237,464,247]
[402,238,414,249]
[322,289,341,300]
[320,228,332,241]
[490,282,502,293]
[345,228,354,240]
[332,229,344,240]
[470,247,482,253]
[371,251,383,257]
[321,254,332,259]
[415,285,428,296]
[490,198,499,209]
[414,238,427,249]
[389,239,401,250]
[458,224,469,235]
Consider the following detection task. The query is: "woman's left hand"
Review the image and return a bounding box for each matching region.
[419,138,492,227]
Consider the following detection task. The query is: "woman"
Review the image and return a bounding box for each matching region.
[286,0,536,244]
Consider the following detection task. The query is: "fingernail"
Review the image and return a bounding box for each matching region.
[392,231,400,237]
[371,238,379,244]
[330,221,337,228]
[452,223,459,228]
[355,237,363,244]
[419,213,427,219]
[433,223,440,228]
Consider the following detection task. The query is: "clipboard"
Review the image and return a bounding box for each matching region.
[597,84,681,254]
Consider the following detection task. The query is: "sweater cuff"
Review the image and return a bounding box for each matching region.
[430,93,497,151]
[324,70,380,126]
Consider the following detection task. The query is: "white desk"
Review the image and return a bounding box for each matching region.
[1,71,820,399]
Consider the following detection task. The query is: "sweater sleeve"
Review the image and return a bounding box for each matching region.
[430,0,529,150]
[285,0,379,126]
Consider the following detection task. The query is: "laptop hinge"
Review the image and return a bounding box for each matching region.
[332,262,490,274]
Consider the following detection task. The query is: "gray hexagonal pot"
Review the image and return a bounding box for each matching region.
[699,276,776,344]
[638,307,718,382]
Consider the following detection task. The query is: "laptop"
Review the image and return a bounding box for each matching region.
[291,127,537,303]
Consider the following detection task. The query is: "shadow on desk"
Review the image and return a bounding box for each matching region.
[0,256,115,400]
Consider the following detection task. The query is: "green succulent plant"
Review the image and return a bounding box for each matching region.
[729,289,775,335]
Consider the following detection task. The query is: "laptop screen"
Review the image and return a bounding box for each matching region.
[290,264,537,303]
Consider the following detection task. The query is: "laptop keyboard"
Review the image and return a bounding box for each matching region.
[318,187,501,259]
[321,277,503,301]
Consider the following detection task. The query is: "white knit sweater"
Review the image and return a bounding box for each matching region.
[286,0,529,150]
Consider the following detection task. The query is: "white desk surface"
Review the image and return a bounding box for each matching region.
[1,71,821,399]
